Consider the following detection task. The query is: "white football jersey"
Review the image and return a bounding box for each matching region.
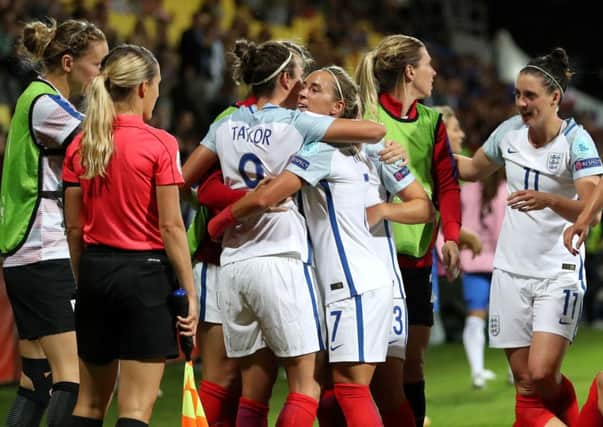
[5,78,83,267]
[364,144,415,299]
[287,141,414,304]
[483,115,603,279]
[201,104,334,265]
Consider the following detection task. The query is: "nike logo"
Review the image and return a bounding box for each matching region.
[388,340,398,345]
[559,319,572,325]
[507,147,518,154]
[330,344,343,351]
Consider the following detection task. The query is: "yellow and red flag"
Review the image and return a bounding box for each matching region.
[182,361,209,427]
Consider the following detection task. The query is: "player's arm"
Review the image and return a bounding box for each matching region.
[322,118,386,144]
[208,171,303,239]
[182,144,219,188]
[454,148,500,182]
[157,184,198,337]
[64,185,84,283]
[564,178,603,254]
[197,168,247,210]
[367,181,434,227]
[508,175,600,222]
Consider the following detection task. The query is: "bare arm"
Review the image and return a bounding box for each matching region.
[207,171,304,239]
[366,181,434,227]
[323,119,386,144]
[508,175,600,222]
[454,148,500,182]
[564,177,603,254]
[64,186,85,283]
[181,145,219,188]
[156,185,198,337]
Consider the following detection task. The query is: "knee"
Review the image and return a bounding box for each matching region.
[529,365,556,387]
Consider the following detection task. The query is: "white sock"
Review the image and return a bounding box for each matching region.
[463,315,485,377]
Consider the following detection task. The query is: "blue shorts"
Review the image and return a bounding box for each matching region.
[462,272,491,311]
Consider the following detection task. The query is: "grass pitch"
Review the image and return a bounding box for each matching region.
[1,326,601,426]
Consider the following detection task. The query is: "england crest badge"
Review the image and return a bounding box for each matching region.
[547,152,563,173]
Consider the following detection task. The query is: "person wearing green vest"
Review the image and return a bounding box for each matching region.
[0,18,107,427]
[356,34,462,427]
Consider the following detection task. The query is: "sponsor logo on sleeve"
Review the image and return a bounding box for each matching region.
[574,157,602,171]
[393,166,411,181]
[290,155,310,170]
[573,138,594,156]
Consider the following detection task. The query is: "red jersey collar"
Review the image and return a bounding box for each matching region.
[114,114,145,126]
[236,96,258,107]
[379,92,418,120]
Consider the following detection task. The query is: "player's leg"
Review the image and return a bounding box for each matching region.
[71,358,118,424]
[371,297,414,427]
[578,372,603,427]
[462,273,494,388]
[196,262,240,426]
[5,339,50,427]
[401,265,433,427]
[277,352,321,427]
[4,260,79,427]
[530,275,585,426]
[328,287,392,427]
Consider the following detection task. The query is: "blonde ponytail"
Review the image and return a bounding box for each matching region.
[80,75,116,178]
[355,50,379,122]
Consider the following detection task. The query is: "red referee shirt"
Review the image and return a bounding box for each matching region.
[63,114,184,250]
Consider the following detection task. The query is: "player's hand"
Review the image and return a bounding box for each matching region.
[366,203,387,227]
[177,296,199,340]
[563,220,588,256]
[379,140,408,165]
[441,240,460,281]
[507,190,550,212]
[459,228,482,258]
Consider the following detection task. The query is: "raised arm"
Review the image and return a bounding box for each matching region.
[208,171,304,239]
[182,144,219,188]
[156,185,198,337]
[454,148,501,182]
[323,118,386,144]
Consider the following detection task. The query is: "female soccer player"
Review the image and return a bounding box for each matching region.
[0,18,107,427]
[208,65,433,427]
[63,44,197,427]
[356,34,462,427]
[182,39,387,426]
[456,47,601,427]
[191,40,315,426]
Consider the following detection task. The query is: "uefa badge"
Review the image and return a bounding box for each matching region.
[547,152,563,173]
[489,314,500,336]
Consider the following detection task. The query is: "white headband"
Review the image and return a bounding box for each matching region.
[523,65,564,96]
[322,68,344,101]
[250,52,293,86]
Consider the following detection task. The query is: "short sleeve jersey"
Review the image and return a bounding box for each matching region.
[4,79,83,267]
[201,105,334,265]
[482,115,603,278]
[364,143,415,299]
[63,115,183,250]
[287,141,411,304]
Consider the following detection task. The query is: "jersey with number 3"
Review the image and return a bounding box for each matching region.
[482,115,603,279]
[201,105,334,265]
[287,141,415,304]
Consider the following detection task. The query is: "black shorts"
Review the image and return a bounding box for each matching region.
[4,259,76,340]
[76,246,179,365]
[401,265,434,327]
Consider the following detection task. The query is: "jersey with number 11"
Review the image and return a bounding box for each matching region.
[483,115,603,279]
[201,104,334,265]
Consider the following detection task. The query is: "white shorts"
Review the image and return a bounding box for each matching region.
[218,257,325,358]
[387,298,408,359]
[326,286,393,363]
[489,268,585,348]
[193,262,222,324]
